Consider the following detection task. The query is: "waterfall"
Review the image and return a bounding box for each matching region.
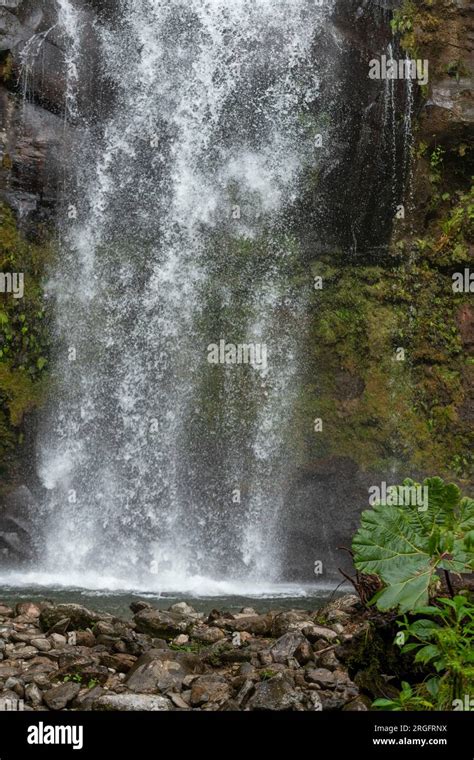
[31,0,334,593]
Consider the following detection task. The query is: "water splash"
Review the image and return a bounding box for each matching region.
[36,0,334,591]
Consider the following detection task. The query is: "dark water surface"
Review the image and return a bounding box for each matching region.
[0,584,345,620]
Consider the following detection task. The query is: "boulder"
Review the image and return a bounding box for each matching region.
[30,638,51,652]
[93,693,172,711]
[271,612,313,637]
[125,649,204,694]
[248,673,302,711]
[301,625,338,643]
[43,682,81,710]
[133,609,191,639]
[40,604,112,632]
[270,632,308,664]
[190,675,231,707]
[306,668,336,688]
[190,625,225,644]
[24,682,43,706]
[99,653,136,673]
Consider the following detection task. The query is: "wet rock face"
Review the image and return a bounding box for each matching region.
[0,0,99,227]
[300,0,408,259]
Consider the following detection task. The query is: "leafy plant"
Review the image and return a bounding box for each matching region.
[63,673,82,683]
[352,477,474,612]
[397,596,474,708]
[373,681,433,711]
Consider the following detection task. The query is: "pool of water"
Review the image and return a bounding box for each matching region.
[0,582,346,619]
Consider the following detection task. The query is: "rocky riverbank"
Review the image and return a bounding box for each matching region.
[0,593,395,712]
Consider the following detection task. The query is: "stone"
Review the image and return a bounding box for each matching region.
[43,682,81,710]
[235,679,255,707]
[316,649,339,671]
[93,694,172,711]
[343,696,371,711]
[49,634,67,648]
[0,605,14,617]
[224,615,272,636]
[133,609,191,639]
[72,685,105,709]
[15,602,41,619]
[302,625,338,643]
[75,630,96,648]
[168,692,190,709]
[7,645,37,660]
[294,640,313,665]
[48,618,70,635]
[190,675,231,707]
[306,668,336,688]
[40,604,111,632]
[99,653,136,673]
[129,601,152,614]
[306,692,323,711]
[190,625,225,644]
[169,602,199,617]
[30,638,51,652]
[125,649,204,694]
[173,634,189,646]
[271,612,313,637]
[248,673,302,711]
[4,676,24,697]
[24,683,43,706]
[270,632,307,664]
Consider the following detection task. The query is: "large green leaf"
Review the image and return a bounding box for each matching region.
[352,478,474,612]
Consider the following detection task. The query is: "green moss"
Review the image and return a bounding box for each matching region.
[0,203,52,484]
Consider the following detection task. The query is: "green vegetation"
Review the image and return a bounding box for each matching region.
[350,477,474,710]
[353,477,474,612]
[0,202,52,484]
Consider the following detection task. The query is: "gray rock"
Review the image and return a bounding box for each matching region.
[270,632,307,664]
[190,625,225,644]
[133,609,191,639]
[49,634,67,648]
[168,692,190,709]
[24,682,43,706]
[302,625,338,643]
[169,602,199,618]
[40,604,111,632]
[190,675,230,707]
[93,694,172,711]
[306,668,336,688]
[125,649,204,694]
[7,645,38,660]
[4,676,24,697]
[248,673,302,711]
[15,602,41,619]
[43,682,81,710]
[271,612,313,637]
[72,685,105,710]
[30,638,51,652]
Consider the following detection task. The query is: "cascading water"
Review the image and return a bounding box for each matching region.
[28,0,335,594]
